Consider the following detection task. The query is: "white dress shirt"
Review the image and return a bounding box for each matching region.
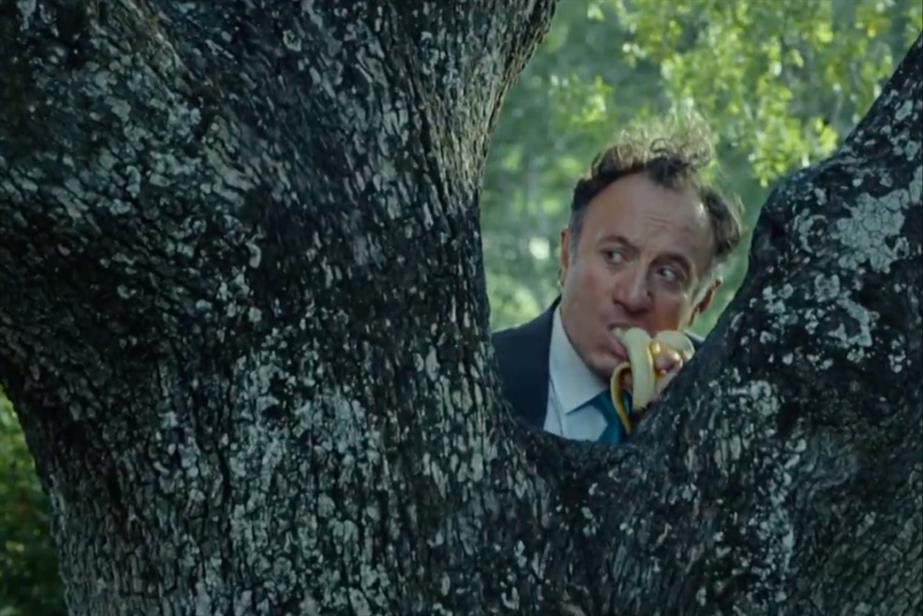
[543,307,610,441]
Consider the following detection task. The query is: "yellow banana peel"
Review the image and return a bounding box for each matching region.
[609,327,695,435]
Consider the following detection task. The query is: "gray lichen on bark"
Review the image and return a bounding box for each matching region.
[1,2,921,615]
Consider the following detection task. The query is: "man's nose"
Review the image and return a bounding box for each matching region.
[612,266,652,312]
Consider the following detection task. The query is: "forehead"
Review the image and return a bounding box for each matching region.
[581,173,716,271]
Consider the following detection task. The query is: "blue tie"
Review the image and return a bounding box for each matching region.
[592,390,631,445]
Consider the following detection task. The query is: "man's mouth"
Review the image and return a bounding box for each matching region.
[607,326,630,361]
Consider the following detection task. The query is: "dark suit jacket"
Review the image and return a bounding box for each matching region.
[491,301,558,430]
[492,300,703,432]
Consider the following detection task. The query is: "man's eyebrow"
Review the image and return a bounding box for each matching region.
[598,234,636,249]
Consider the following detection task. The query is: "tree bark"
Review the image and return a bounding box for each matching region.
[1,2,920,614]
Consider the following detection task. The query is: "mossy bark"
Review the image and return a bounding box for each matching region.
[1,2,920,614]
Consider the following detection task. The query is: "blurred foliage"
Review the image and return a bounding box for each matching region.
[483,0,921,333]
[0,388,65,616]
[1,2,920,611]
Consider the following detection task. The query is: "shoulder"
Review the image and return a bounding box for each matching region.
[492,302,557,360]
[491,303,558,428]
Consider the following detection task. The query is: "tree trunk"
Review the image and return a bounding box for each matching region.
[1,2,920,614]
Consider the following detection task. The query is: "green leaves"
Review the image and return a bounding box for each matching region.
[0,390,65,616]
[482,0,920,331]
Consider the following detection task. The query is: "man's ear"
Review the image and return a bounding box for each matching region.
[559,227,571,287]
[688,279,720,326]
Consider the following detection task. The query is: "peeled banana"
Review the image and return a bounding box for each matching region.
[609,327,695,434]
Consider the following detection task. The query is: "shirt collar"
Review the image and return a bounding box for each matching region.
[549,306,608,415]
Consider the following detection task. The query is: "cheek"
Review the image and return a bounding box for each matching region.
[567,262,596,295]
[579,261,608,291]
[578,276,608,311]
[652,295,686,324]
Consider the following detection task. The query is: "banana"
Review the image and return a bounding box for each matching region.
[608,327,695,435]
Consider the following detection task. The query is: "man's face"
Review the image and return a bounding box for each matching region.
[559,172,718,381]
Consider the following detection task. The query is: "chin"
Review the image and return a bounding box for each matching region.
[590,358,617,380]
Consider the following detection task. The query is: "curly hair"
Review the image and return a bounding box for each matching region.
[569,122,744,277]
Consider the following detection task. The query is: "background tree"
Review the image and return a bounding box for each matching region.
[0,388,63,616]
[0,1,920,614]
[483,0,922,331]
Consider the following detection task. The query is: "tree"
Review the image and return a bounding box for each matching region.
[1,2,920,614]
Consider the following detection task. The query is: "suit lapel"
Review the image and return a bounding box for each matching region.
[492,300,558,430]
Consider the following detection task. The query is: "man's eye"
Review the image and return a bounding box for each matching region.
[605,250,624,264]
[657,266,681,282]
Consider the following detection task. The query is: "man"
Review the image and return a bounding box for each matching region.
[493,128,744,443]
